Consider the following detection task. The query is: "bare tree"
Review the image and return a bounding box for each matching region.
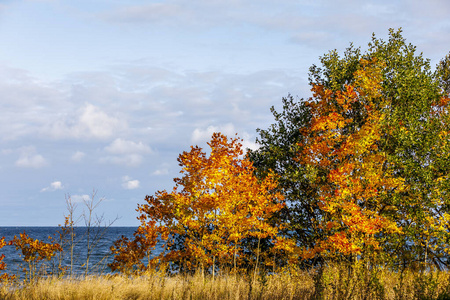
[58,190,119,277]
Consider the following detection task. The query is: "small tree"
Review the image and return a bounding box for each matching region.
[56,191,119,276]
[110,133,293,276]
[9,232,62,282]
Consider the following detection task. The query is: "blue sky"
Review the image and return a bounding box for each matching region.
[0,0,449,226]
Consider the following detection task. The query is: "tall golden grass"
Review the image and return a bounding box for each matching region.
[0,271,312,300]
[1,265,450,300]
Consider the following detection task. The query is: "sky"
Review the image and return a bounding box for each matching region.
[0,0,449,226]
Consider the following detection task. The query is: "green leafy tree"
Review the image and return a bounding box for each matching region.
[251,28,450,269]
[363,30,450,269]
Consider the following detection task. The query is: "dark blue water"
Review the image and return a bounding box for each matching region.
[0,227,156,277]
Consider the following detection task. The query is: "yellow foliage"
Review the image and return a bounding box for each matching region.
[298,58,404,260]
[111,133,293,274]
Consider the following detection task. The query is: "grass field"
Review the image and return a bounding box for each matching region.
[1,265,450,300]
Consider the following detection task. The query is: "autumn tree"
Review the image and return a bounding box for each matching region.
[251,28,450,269]
[354,29,450,269]
[298,58,404,262]
[110,133,292,275]
[9,232,62,282]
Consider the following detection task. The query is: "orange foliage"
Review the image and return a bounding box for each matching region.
[9,232,62,280]
[9,232,62,263]
[0,237,15,282]
[298,59,404,259]
[110,133,292,274]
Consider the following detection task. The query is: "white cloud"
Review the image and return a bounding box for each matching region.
[153,169,169,176]
[105,138,152,154]
[1,149,13,155]
[100,154,143,167]
[15,146,47,168]
[47,103,126,140]
[0,66,66,141]
[101,139,152,167]
[191,124,259,152]
[41,181,64,192]
[71,151,86,162]
[152,164,170,176]
[191,123,237,144]
[122,176,140,190]
[1,0,450,228]
[69,194,91,203]
[79,104,122,138]
[103,3,190,24]
[289,31,333,48]
[101,1,301,29]
[240,132,259,151]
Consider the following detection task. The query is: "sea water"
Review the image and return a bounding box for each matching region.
[0,227,161,277]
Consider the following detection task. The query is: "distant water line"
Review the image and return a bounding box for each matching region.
[0,227,161,277]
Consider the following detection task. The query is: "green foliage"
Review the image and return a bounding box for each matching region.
[251,28,450,269]
[437,52,450,94]
[248,95,328,267]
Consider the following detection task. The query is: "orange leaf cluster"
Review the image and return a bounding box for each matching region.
[298,59,403,259]
[9,232,62,263]
[0,237,15,282]
[111,133,292,274]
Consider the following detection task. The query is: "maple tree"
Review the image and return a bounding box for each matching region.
[110,133,292,275]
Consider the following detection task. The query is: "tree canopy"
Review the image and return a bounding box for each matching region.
[110,133,292,274]
[250,28,450,268]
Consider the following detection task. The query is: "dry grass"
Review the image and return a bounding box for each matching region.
[0,271,313,300]
[317,264,450,300]
[2,266,450,300]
